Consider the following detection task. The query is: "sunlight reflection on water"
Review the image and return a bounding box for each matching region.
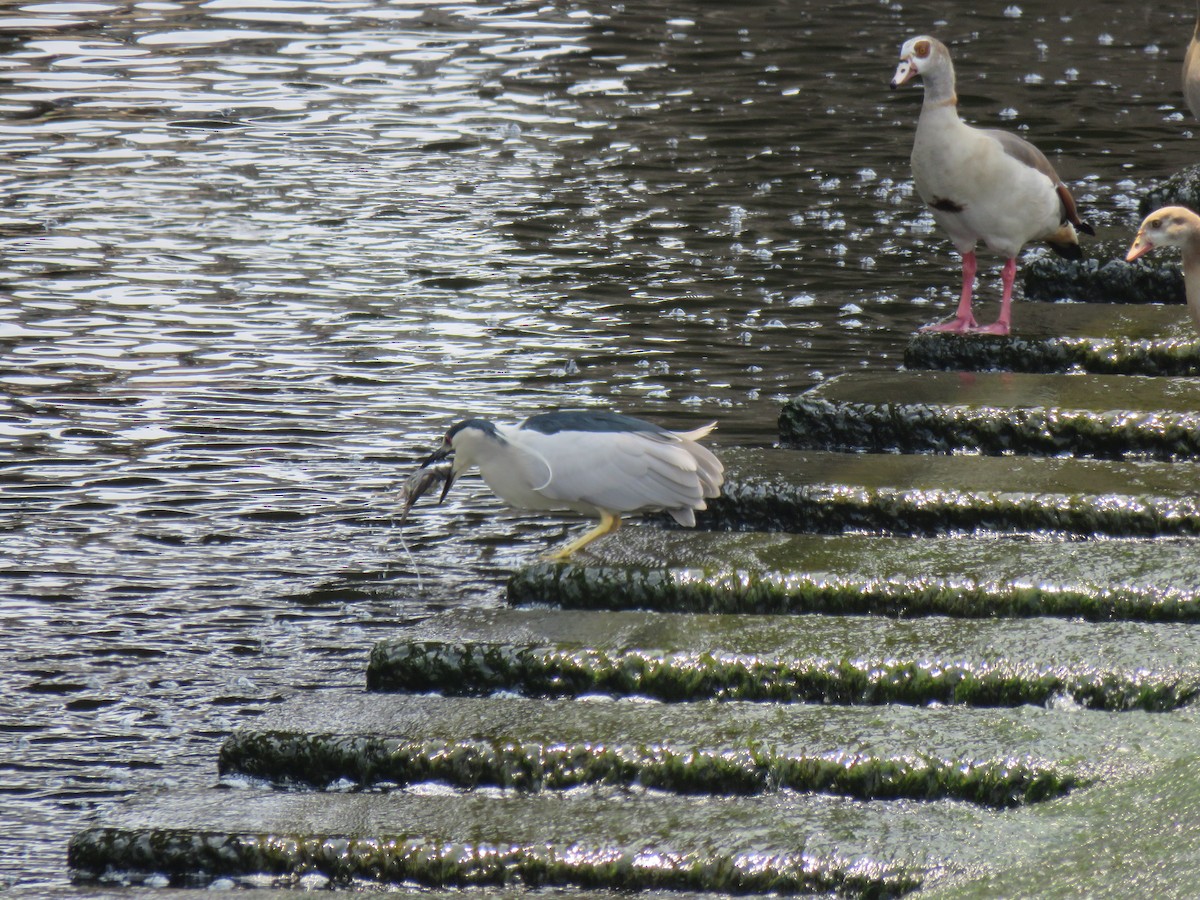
[3,0,1200,891]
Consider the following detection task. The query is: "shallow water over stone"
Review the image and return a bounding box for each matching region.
[3,0,1199,892]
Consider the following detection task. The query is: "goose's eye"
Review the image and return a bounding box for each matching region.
[1151,219,1162,229]
[914,40,931,58]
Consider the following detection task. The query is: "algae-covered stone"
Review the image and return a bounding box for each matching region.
[507,530,1200,622]
[904,303,1200,375]
[1138,162,1200,216]
[778,370,1200,459]
[220,693,1200,807]
[219,729,1079,807]
[366,613,1200,711]
[68,790,929,896]
[918,753,1200,899]
[1023,255,1183,304]
[369,608,1200,702]
[706,448,1200,539]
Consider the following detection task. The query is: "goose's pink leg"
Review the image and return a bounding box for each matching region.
[972,257,1016,336]
[920,251,978,333]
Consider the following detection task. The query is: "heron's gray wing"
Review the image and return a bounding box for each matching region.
[534,430,716,515]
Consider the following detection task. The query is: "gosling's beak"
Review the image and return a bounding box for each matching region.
[420,443,456,503]
[1126,232,1153,262]
[891,58,917,89]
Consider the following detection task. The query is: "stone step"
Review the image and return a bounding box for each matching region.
[218,693,1117,806]
[778,370,1200,459]
[1023,253,1181,304]
[365,609,1200,711]
[68,734,1200,897]
[1139,163,1200,217]
[904,303,1200,375]
[69,789,930,895]
[709,448,1200,538]
[914,752,1200,899]
[507,530,1200,622]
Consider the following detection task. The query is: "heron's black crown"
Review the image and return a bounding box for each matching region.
[446,418,502,442]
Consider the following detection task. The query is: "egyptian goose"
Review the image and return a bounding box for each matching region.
[891,36,1093,335]
[1127,206,1200,333]
[1185,3,1200,119]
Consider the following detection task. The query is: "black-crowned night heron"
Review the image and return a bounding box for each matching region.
[420,410,724,559]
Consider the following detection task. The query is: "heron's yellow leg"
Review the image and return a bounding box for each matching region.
[545,511,621,561]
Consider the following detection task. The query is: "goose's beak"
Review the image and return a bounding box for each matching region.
[891,58,917,89]
[1125,232,1153,262]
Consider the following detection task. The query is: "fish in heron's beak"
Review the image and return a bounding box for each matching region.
[398,458,453,523]
[419,443,456,503]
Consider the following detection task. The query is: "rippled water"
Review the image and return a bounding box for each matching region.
[2,0,1198,892]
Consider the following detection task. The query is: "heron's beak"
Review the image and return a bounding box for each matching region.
[1126,232,1153,262]
[421,444,450,468]
[891,59,917,89]
[419,443,456,503]
[437,468,456,503]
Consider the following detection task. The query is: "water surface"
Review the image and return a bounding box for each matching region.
[1,0,1197,891]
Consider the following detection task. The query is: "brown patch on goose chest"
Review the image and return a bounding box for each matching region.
[929,196,965,213]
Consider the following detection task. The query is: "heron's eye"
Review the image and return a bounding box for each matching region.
[1151,218,1162,229]
[914,40,931,58]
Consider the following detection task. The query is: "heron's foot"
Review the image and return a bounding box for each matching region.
[543,544,578,562]
[542,512,620,562]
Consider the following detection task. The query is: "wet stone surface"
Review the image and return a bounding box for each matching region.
[1023,254,1185,305]
[706,448,1200,538]
[1138,163,1200,217]
[216,694,1123,806]
[69,791,930,897]
[508,530,1200,622]
[779,370,1200,459]
[219,728,1080,806]
[365,609,1200,711]
[904,303,1200,375]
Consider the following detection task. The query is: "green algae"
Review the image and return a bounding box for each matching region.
[696,448,1200,538]
[1139,163,1200,216]
[905,331,1200,376]
[778,371,1200,460]
[219,730,1079,807]
[707,476,1200,538]
[365,639,1197,711]
[905,301,1200,376]
[1023,255,1183,304]
[507,558,1200,623]
[69,826,922,897]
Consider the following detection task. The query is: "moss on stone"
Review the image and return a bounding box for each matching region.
[366,639,1197,711]
[779,394,1200,460]
[507,560,1200,622]
[1139,163,1200,217]
[905,331,1200,377]
[219,730,1080,807]
[1023,255,1184,304]
[69,826,922,897]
